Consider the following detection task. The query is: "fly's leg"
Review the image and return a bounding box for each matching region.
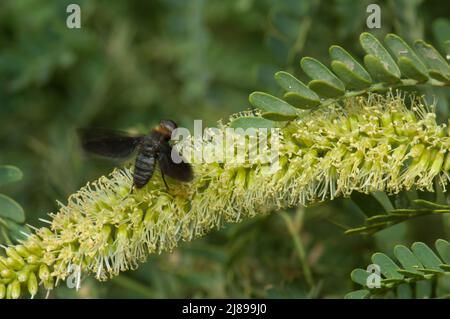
[161,171,170,191]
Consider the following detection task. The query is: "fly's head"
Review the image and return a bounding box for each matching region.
[155,119,178,141]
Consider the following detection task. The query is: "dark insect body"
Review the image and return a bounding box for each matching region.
[78,120,193,190]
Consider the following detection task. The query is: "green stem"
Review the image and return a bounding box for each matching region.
[280,209,315,289]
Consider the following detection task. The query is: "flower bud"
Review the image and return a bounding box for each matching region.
[234,168,247,189]
[1,269,15,279]
[348,115,359,132]
[27,272,38,298]
[417,148,431,168]
[0,283,5,299]
[102,224,112,241]
[247,167,256,188]
[436,126,446,138]
[404,111,416,123]
[26,255,40,265]
[144,208,159,225]
[444,152,450,172]
[117,186,130,198]
[17,268,30,283]
[14,245,31,258]
[392,112,406,136]
[38,227,54,238]
[6,257,23,270]
[10,279,21,299]
[133,208,144,224]
[24,239,43,256]
[117,224,128,241]
[43,276,54,290]
[6,280,12,299]
[0,257,7,271]
[38,264,50,281]
[429,151,445,176]
[6,247,25,266]
[409,144,425,161]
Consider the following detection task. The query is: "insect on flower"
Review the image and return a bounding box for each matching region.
[78,120,193,190]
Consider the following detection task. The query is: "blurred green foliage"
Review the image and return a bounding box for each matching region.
[0,165,29,245]
[0,0,449,298]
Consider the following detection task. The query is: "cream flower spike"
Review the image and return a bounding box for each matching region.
[1,92,449,299]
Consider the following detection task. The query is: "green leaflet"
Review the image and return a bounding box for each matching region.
[372,253,403,280]
[414,40,450,83]
[229,116,276,129]
[249,92,298,120]
[363,54,401,84]
[411,242,443,272]
[435,239,450,264]
[0,165,26,243]
[350,268,371,286]
[0,194,25,223]
[360,32,401,82]
[274,71,320,109]
[394,245,424,275]
[300,57,345,97]
[0,166,23,187]
[347,240,450,298]
[249,33,449,122]
[329,45,372,89]
[384,34,429,83]
[344,289,370,299]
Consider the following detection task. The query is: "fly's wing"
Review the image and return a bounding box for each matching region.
[158,143,193,182]
[78,128,144,158]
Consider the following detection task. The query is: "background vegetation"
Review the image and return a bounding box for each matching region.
[0,0,449,298]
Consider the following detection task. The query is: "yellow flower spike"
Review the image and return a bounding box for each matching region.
[1,92,449,298]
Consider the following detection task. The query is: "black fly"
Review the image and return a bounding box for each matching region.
[78,120,193,190]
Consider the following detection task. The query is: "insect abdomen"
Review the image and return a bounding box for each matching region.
[133,148,156,188]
